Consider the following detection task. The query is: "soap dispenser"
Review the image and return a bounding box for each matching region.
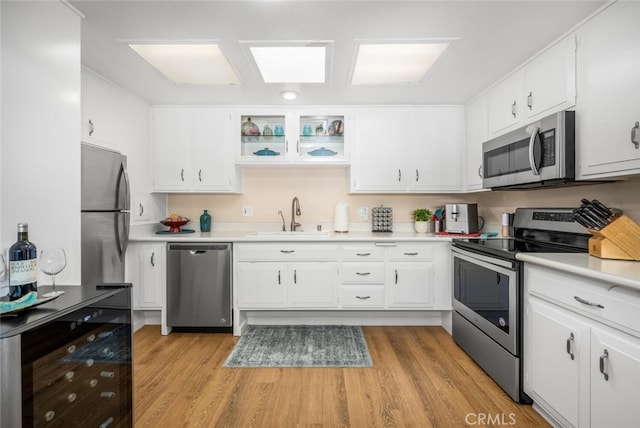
[200,210,211,232]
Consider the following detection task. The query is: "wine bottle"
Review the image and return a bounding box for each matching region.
[8,223,38,300]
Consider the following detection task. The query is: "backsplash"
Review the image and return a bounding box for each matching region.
[168,168,640,230]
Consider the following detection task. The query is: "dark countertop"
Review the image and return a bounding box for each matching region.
[0,285,129,339]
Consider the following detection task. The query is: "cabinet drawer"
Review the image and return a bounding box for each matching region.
[340,286,385,308]
[341,263,385,284]
[526,265,640,335]
[342,245,385,261]
[235,244,338,261]
[387,244,435,261]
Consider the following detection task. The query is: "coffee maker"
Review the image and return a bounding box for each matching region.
[445,203,479,234]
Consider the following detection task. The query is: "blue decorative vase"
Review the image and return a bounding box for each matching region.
[200,210,211,232]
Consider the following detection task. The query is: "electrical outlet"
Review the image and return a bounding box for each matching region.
[358,206,369,221]
[241,206,254,217]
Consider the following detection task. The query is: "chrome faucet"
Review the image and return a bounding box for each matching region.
[290,197,301,231]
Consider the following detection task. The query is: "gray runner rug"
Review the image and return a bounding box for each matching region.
[223,325,374,368]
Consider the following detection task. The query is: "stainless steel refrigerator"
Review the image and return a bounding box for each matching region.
[81,143,130,286]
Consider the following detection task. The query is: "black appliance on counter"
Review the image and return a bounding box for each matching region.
[1,285,132,427]
[451,208,589,403]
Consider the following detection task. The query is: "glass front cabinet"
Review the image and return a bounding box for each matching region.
[237,111,349,165]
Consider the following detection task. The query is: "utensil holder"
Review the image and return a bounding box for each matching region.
[588,215,640,261]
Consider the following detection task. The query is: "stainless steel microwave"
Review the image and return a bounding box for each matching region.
[482,111,575,190]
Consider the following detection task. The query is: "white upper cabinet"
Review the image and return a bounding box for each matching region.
[487,35,577,138]
[408,107,464,192]
[464,96,488,192]
[351,107,463,193]
[350,108,408,192]
[82,70,126,151]
[236,109,350,165]
[575,1,640,179]
[151,106,241,193]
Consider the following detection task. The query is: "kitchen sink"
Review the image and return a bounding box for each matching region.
[248,230,331,238]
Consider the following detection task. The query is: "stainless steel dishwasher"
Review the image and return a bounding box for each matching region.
[166,243,232,328]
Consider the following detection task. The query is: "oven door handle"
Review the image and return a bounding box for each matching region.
[452,247,515,271]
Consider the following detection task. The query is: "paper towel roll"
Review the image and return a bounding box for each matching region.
[334,202,349,232]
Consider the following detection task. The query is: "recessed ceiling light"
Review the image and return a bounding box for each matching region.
[280,90,299,100]
[350,41,451,85]
[129,44,240,86]
[249,46,326,83]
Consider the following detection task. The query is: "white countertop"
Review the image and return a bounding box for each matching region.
[517,253,640,293]
[130,228,455,243]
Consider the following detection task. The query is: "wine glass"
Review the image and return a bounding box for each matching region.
[40,249,67,297]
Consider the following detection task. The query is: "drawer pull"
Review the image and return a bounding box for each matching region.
[356,272,371,276]
[573,295,604,309]
[356,295,371,300]
[566,333,575,361]
[403,252,418,256]
[356,253,371,256]
[599,349,609,381]
[280,250,295,254]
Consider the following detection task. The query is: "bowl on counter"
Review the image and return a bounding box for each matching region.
[160,218,190,233]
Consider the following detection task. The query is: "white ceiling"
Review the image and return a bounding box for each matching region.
[72,0,606,106]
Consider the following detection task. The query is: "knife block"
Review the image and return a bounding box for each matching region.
[588,215,640,261]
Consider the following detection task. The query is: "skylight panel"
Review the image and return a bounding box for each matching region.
[351,42,450,85]
[249,46,326,83]
[129,44,240,86]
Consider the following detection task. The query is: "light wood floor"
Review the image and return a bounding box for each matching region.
[133,325,549,427]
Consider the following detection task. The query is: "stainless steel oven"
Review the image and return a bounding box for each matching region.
[451,208,589,403]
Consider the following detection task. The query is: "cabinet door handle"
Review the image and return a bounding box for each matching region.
[88,119,95,136]
[297,140,300,154]
[278,270,281,285]
[356,295,371,300]
[398,169,402,182]
[356,272,371,276]
[395,269,398,284]
[477,165,483,179]
[356,253,371,257]
[573,295,604,309]
[294,269,297,284]
[403,252,418,256]
[139,202,144,217]
[198,169,202,182]
[415,169,419,182]
[566,332,575,361]
[511,100,517,118]
[150,252,155,267]
[631,121,639,149]
[180,169,184,182]
[285,140,288,152]
[527,92,533,110]
[599,349,609,381]
[280,250,295,254]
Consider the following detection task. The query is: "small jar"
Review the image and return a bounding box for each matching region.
[200,210,211,232]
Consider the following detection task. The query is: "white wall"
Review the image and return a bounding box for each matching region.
[1,1,82,290]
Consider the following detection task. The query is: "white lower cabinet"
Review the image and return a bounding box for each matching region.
[126,242,165,310]
[235,241,451,311]
[524,264,640,427]
[236,263,338,308]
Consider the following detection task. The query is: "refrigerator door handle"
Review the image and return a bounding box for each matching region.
[116,160,131,210]
[115,212,130,261]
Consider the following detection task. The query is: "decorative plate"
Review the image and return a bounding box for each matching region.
[254,148,280,156]
[308,147,338,156]
[0,291,62,316]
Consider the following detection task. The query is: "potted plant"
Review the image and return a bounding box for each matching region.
[412,208,434,233]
